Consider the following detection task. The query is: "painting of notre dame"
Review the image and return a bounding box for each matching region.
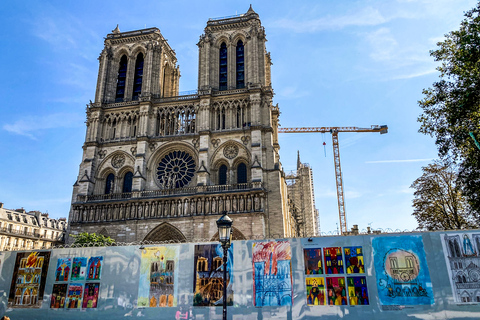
[8,251,51,308]
[193,244,233,306]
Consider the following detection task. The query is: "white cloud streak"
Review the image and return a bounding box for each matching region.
[365,158,435,164]
[3,113,84,139]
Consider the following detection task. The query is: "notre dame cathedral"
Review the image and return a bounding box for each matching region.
[67,6,318,243]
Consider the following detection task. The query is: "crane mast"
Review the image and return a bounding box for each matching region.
[278,125,388,235]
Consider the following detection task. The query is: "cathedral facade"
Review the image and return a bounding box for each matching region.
[68,7,317,243]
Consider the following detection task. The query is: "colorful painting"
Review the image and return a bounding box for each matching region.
[82,283,100,308]
[87,256,103,280]
[193,244,233,307]
[441,232,480,303]
[372,236,434,305]
[66,283,83,309]
[50,284,68,308]
[137,246,179,308]
[71,257,87,281]
[304,248,323,275]
[8,251,51,308]
[324,247,344,274]
[306,277,326,305]
[326,277,347,305]
[55,258,72,281]
[344,246,364,274]
[252,241,292,307]
[347,276,369,305]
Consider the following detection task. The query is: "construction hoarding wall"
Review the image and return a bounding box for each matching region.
[0,230,480,319]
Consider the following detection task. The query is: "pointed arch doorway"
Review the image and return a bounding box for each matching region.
[143,223,187,243]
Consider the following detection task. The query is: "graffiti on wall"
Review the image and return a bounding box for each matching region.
[8,251,51,308]
[193,244,233,307]
[252,241,292,307]
[372,236,434,305]
[441,232,480,303]
[137,246,178,308]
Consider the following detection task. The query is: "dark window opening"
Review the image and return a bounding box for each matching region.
[115,55,128,102]
[237,163,247,184]
[219,43,227,91]
[219,165,227,185]
[236,40,245,89]
[123,172,133,193]
[105,173,115,194]
[132,53,144,100]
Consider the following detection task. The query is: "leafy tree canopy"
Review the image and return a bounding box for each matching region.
[418,2,480,213]
[71,232,115,246]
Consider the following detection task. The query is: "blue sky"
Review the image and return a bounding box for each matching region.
[0,0,475,233]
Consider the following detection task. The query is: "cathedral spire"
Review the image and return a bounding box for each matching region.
[112,24,120,34]
[247,4,256,15]
[297,151,301,169]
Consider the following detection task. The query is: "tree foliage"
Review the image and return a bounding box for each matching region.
[411,162,477,230]
[418,2,480,213]
[71,232,115,246]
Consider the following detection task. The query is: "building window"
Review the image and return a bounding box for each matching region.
[236,40,244,89]
[132,53,144,100]
[219,165,228,185]
[237,163,247,184]
[123,172,133,193]
[105,173,115,194]
[219,42,227,91]
[156,151,195,189]
[115,55,128,102]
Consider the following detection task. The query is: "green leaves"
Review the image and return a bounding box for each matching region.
[71,232,115,246]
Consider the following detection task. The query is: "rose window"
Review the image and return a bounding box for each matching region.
[157,151,195,189]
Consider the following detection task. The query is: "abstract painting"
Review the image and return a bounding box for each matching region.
[50,283,68,308]
[306,277,326,305]
[252,241,292,307]
[66,283,83,309]
[55,258,72,281]
[372,235,434,305]
[347,276,369,305]
[137,246,179,308]
[326,277,347,305]
[344,246,365,274]
[86,256,103,280]
[71,257,87,281]
[193,243,233,306]
[82,283,100,308]
[324,247,344,274]
[304,248,323,275]
[8,251,51,308]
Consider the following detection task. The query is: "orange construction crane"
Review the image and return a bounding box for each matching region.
[278,125,388,235]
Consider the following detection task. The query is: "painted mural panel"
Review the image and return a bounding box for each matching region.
[66,283,83,309]
[50,283,68,308]
[82,282,100,308]
[137,246,179,308]
[193,243,233,307]
[344,246,365,274]
[8,251,51,308]
[55,258,71,281]
[441,232,480,303]
[87,256,103,280]
[326,277,347,305]
[324,247,344,274]
[304,248,323,275]
[252,241,293,307]
[305,277,326,305]
[71,257,87,281]
[347,276,369,305]
[372,236,434,305]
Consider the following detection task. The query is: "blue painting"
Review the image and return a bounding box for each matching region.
[372,235,434,305]
[87,256,103,280]
[71,257,87,281]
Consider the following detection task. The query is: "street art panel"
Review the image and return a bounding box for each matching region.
[86,256,103,280]
[304,248,323,275]
[372,235,434,305]
[344,246,365,274]
[305,277,326,305]
[71,257,87,281]
[193,243,233,307]
[252,240,292,307]
[82,282,100,308]
[324,247,344,274]
[8,251,51,308]
[66,283,83,309]
[347,276,369,305]
[326,277,347,305]
[50,283,68,308]
[137,246,179,308]
[441,232,480,303]
[55,258,72,281]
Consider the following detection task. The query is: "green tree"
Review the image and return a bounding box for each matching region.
[418,2,480,214]
[71,232,115,246]
[411,162,477,230]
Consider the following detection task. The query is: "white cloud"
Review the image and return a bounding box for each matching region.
[365,158,435,163]
[3,113,84,139]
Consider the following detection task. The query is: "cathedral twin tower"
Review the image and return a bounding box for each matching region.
[68,7,318,243]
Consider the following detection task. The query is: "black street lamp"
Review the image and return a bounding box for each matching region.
[216,212,232,320]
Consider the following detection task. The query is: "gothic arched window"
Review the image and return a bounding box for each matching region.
[236,40,245,89]
[105,173,115,194]
[115,55,128,102]
[219,165,227,185]
[237,163,247,184]
[123,172,133,193]
[219,42,227,91]
[132,53,144,100]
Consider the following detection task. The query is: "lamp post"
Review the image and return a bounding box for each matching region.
[216,212,232,320]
